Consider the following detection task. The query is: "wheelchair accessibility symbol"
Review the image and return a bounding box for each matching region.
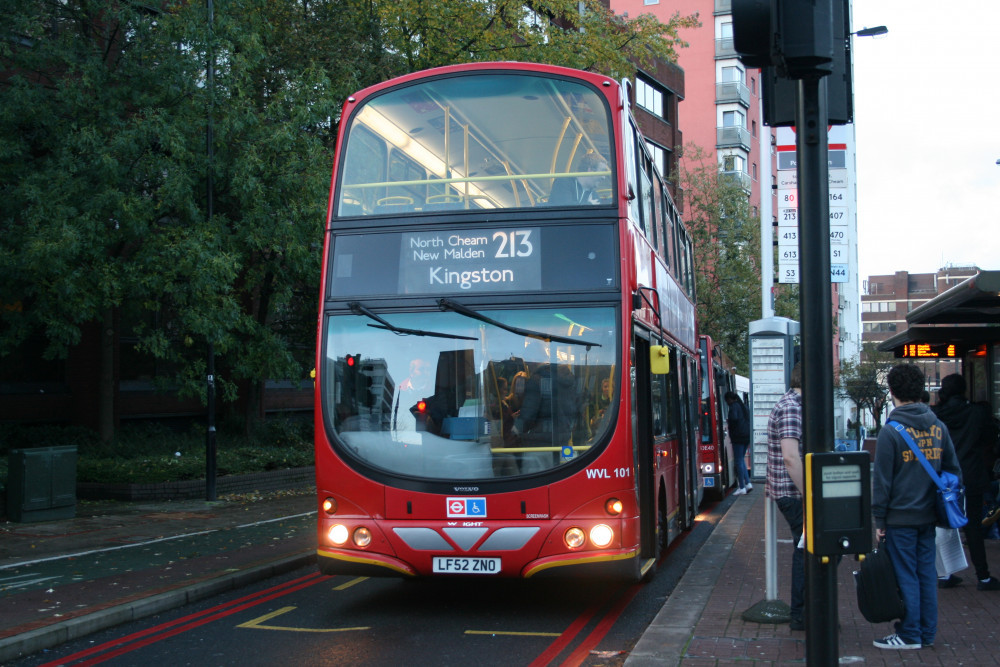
[446,497,487,518]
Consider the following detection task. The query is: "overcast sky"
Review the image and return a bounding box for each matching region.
[850,1,1000,281]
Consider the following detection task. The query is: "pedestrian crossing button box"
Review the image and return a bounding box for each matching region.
[805,451,871,559]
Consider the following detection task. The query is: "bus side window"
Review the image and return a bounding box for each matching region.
[651,372,664,436]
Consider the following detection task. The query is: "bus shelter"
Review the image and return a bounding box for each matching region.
[878,270,1000,415]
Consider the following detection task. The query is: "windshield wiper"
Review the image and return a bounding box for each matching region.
[348,302,477,341]
[437,298,601,349]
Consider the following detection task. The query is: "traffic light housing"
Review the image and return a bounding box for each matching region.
[732,0,834,79]
[734,0,853,126]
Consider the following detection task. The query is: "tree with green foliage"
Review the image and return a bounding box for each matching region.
[377,0,698,79]
[838,342,896,440]
[1,0,697,440]
[680,145,761,374]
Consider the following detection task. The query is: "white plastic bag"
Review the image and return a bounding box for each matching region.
[935,526,968,577]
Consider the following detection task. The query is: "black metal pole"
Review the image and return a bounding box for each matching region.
[205,0,217,502]
[795,77,837,664]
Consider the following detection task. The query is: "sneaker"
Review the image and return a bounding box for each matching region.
[733,487,747,496]
[746,482,754,492]
[938,574,962,588]
[984,505,1000,527]
[978,577,1000,591]
[873,633,921,650]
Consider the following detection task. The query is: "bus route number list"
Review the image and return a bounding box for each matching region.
[399,228,542,294]
[775,144,851,285]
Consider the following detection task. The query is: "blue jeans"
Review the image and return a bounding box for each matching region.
[776,496,805,623]
[732,442,750,488]
[886,523,937,645]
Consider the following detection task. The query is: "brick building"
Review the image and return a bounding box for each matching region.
[861,265,980,393]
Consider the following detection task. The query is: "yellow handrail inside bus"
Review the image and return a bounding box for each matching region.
[343,171,611,190]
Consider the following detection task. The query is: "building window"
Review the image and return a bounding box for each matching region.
[722,154,745,172]
[722,110,745,128]
[644,0,659,4]
[646,141,667,178]
[721,66,743,83]
[751,120,757,137]
[751,77,756,95]
[861,301,897,313]
[636,77,664,120]
[752,163,757,180]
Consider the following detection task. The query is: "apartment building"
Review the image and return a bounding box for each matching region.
[862,265,980,392]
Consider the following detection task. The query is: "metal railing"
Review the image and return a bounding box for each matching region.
[716,81,750,107]
[715,37,736,58]
[719,169,752,192]
[716,125,752,151]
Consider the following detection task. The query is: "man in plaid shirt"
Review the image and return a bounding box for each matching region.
[766,362,805,631]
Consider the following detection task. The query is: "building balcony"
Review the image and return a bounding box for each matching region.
[716,81,750,107]
[719,169,752,192]
[716,125,752,151]
[715,37,736,58]
[715,0,732,13]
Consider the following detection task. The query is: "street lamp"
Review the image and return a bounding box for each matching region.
[852,26,888,37]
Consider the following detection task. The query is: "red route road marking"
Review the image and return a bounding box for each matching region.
[38,571,330,667]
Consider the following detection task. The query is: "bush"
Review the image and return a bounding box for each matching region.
[0,417,314,485]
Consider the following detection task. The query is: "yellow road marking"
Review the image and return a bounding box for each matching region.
[334,576,368,590]
[237,606,369,633]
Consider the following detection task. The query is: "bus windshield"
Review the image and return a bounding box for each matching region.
[322,306,618,480]
[338,73,615,216]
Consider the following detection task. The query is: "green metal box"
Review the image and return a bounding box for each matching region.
[6,446,77,522]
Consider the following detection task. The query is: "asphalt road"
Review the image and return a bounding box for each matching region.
[8,497,729,667]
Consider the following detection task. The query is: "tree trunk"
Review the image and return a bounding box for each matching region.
[98,306,117,442]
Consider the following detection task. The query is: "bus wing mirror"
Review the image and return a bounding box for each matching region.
[650,346,670,375]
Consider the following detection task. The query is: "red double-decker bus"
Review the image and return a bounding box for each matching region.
[314,62,700,581]
[698,335,736,497]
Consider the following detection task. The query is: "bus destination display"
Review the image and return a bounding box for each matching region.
[400,228,541,294]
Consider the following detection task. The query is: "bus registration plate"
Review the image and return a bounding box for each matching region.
[432,557,501,574]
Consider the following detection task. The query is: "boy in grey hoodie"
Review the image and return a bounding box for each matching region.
[871,363,961,650]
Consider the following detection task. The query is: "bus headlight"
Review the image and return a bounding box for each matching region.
[322,497,338,514]
[353,526,372,547]
[564,527,586,549]
[702,463,715,474]
[590,524,614,548]
[328,524,349,546]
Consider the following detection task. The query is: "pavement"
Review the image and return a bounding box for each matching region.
[0,488,317,664]
[4,484,1000,665]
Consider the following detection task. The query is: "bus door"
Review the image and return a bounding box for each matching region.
[677,353,700,526]
[631,330,659,570]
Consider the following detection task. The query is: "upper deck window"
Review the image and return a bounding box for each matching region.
[337,73,615,216]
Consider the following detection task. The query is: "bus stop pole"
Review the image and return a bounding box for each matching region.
[795,76,838,665]
[765,497,778,599]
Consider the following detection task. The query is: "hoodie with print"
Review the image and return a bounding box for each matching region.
[872,402,961,531]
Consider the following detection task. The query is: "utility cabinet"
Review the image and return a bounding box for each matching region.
[6,446,77,522]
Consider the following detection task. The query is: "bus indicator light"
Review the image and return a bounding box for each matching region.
[353,526,372,547]
[565,527,586,549]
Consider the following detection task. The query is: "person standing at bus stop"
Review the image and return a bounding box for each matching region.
[765,362,805,632]
[933,373,1000,591]
[725,391,752,495]
[871,363,961,650]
